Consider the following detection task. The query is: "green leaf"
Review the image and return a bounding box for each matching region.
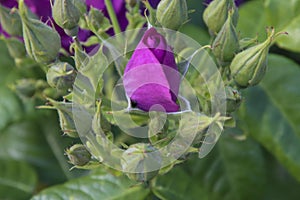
[0,115,76,184]
[239,54,300,181]
[154,134,266,200]
[31,169,150,200]
[262,54,300,135]
[0,87,24,131]
[180,24,210,45]
[264,0,300,52]
[263,152,300,200]
[276,15,300,52]
[0,41,14,85]
[153,166,208,200]
[237,0,268,41]
[0,159,37,200]
[264,0,300,30]
[217,135,266,200]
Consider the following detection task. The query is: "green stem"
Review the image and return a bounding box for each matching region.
[104,0,121,35]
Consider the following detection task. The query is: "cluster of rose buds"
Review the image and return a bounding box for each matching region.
[0,0,286,182]
[204,0,285,112]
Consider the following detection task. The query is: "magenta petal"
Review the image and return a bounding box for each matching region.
[0,0,18,8]
[24,0,52,21]
[85,0,106,10]
[148,0,161,8]
[124,28,180,112]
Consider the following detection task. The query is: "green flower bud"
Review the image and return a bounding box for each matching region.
[73,0,87,15]
[12,79,36,98]
[46,62,76,92]
[46,98,78,137]
[230,28,283,87]
[212,10,239,64]
[121,143,161,182]
[52,0,80,29]
[19,0,61,64]
[203,0,238,34]
[85,7,111,35]
[225,86,242,113]
[66,144,91,166]
[52,0,81,35]
[0,5,22,36]
[3,37,26,59]
[239,36,258,50]
[156,0,188,30]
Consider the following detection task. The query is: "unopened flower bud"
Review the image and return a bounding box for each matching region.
[239,37,258,50]
[19,0,61,64]
[46,62,76,92]
[66,144,91,166]
[85,7,111,35]
[0,5,22,36]
[230,28,283,87]
[12,79,36,98]
[203,0,238,34]
[46,98,78,137]
[121,143,161,182]
[225,86,242,113]
[73,0,87,15]
[212,10,239,64]
[52,0,82,36]
[156,0,188,30]
[3,37,26,59]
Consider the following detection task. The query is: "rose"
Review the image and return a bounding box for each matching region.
[0,0,127,51]
[123,28,180,112]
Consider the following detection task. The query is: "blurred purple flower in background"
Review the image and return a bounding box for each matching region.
[0,0,127,52]
[148,0,161,8]
[123,28,180,112]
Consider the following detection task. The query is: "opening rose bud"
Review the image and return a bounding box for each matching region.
[123,28,180,112]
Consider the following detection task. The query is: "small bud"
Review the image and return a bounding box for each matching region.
[203,0,238,34]
[156,0,188,30]
[230,28,283,87]
[52,0,81,36]
[121,143,161,182]
[12,79,36,98]
[19,0,61,64]
[45,98,78,137]
[239,37,258,50]
[85,7,111,35]
[3,37,26,59]
[66,144,91,166]
[0,5,22,36]
[42,87,61,99]
[225,86,242,113]
[46,62,76,92]
[212,10,239,64]
[73,0,87,15]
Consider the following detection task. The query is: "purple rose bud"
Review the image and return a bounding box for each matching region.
[123,28,180,112]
